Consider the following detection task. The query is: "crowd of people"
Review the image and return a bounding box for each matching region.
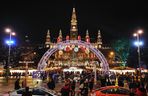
[11,69,148,96]
[14,78,27,90]
[44,70,148,96]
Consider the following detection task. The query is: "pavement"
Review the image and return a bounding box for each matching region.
[0,76,93,96]
[0,76,70,95]
[0,76,34,95]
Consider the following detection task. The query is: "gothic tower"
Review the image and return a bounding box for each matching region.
[45,29,51,48]
[97,30,102,48]
[59,29,62,40]
[85,29,90,42]
[57,29,63,42]
[70,8,78,40]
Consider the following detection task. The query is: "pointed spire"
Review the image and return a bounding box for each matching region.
[86,29,89,38]
[98,30,101,38]
[59,29,62,38]
[47,29,50,38]
[71,8,77,26]
[97,30,102,44]
[85,29,90,42]
[97,30,102,48]
[70,7,78,40]
[57,29,62,42]
[45,29,51,48]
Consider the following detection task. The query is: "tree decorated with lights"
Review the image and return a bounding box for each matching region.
[112,38,130,67]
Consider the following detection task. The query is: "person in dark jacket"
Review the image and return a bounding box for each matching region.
[71,80,76,96]
[22,87,32,96]
[61,84,71,96]
[47,78,55,90]
[14,79,21,90]
[82,79,89,96]
[89,78,94,92]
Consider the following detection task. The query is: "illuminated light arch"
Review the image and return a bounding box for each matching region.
[37,40,109,74]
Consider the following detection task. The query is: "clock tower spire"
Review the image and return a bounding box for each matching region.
[70,7,78,40]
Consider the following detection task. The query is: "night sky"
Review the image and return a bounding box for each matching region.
[0,0,148,46]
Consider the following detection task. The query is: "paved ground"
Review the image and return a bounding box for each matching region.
[0,76,71,95]
[0,76,34,95]
[0,76,93,96]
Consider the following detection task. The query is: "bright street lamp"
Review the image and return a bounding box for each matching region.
[5,28,16,81]
[133,29,143,73]
[134,41,144,47]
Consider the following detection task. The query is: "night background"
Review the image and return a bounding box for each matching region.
[0,1,148,95]
[0,0,148,67]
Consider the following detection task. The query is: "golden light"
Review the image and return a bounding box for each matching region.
[72,44,75,48]
[99,45,101,48]
[33,52,36,55]
[50,45,53,48]
[58,50,63,55]
[110,51,114,55]
[85,48,90,54]
[72,26,76,29]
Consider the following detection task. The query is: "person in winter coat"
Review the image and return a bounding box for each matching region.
[135,87,147,96]
[89,78,94,92]
[22,87,32,96]
[14,79,21,90]
[61,84,71,96]
[47,78,55,90]
[81,79,89,96]
[71,80,76,96]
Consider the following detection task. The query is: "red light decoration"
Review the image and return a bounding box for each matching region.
[57,37,61,43]
[86,37,90,42]
[90,53,94,59]
[80,46,86,52]
[83,54,86,58]
[66,35,70,40]
[78,35,81,40]
[66,46,70,52]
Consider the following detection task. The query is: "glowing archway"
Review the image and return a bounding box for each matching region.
[38,40,109,73]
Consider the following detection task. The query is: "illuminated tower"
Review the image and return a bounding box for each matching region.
[57,29,63,42]
[70,8,78,40]
[85,29,90,43]
[45,29,51,48]
[97,30,102,48]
